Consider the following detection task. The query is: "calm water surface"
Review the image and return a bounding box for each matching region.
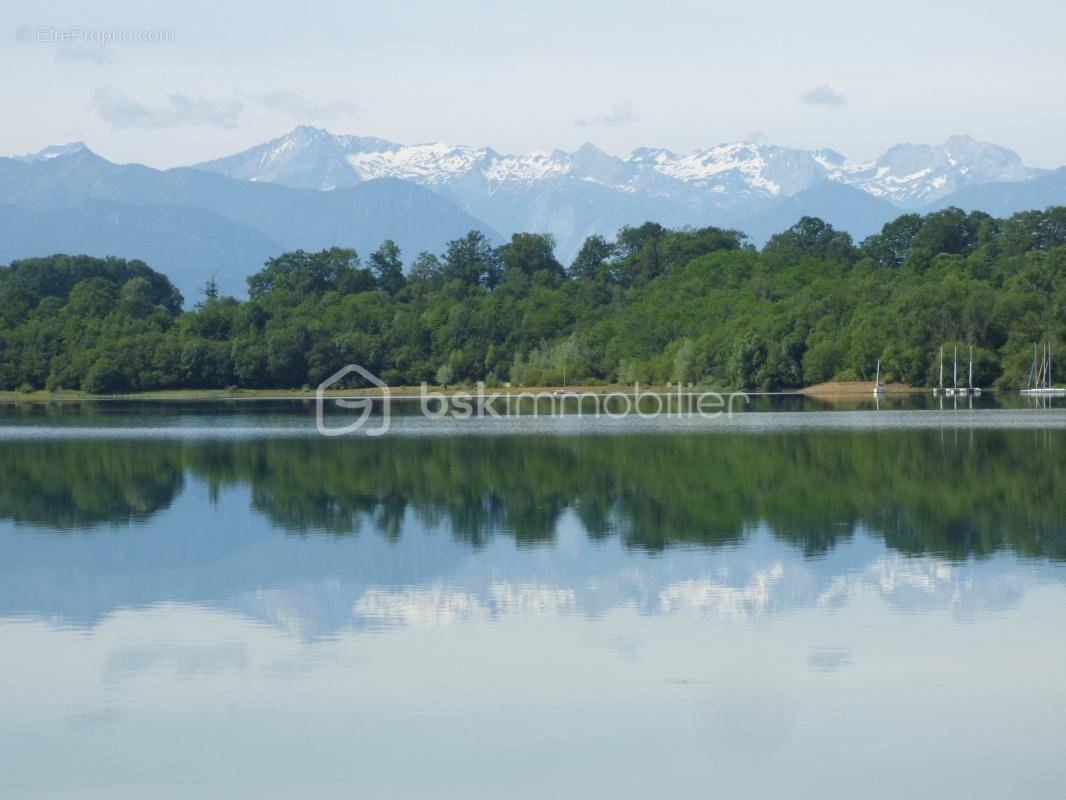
[1,399,1065,798]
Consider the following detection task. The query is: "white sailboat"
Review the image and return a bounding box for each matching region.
[873,359,886,395]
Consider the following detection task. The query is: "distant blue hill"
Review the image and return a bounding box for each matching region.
[0,201,281,300]
[737,181,901,245]
[924,167,1066,216]
[0,149,497,301]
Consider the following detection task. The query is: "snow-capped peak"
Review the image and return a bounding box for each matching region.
[345,141,488,184]
[815,134,1035,205]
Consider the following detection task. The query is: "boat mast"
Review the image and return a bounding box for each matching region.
[1030,343,1037,389]
[953,346,958,391]
[939,346,943,390]
[968,345,973,391]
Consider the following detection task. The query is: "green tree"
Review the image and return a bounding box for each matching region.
[499,233,565,279]
[369,240,406,295]
[570,234,617,280]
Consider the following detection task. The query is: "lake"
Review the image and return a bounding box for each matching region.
[1,398,1065,798]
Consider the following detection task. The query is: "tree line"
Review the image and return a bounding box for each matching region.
[0,206,1064,393]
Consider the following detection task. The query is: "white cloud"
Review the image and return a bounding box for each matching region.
[801,85,847,107]
[91,88,242,129]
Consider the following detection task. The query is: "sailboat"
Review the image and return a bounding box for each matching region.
[873,359,885,395]
[933,346,943,396]
[956,346,968,396]
[946,346,960,396]
[1022,340,1066,395]
[969,345,981,396]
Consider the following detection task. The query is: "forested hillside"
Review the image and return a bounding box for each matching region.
[1,207,1064,393]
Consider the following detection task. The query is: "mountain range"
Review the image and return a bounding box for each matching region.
[2,127,1065,300]
[0,145,491,297]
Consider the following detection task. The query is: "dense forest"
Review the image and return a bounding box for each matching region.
[0,206,1064,393]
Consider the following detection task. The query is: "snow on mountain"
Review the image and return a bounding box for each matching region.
[191,127,1035,212]
[195,128,830,201]
[812,135,1036,207]
[627,142,826,198]
[191,127,812,203]
[346,142,494,184]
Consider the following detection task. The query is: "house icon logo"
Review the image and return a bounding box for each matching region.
[315,364,391,437]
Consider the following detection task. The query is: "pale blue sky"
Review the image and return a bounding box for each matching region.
[3,0,1065,167]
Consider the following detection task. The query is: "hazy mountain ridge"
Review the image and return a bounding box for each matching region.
[12,141,89,163]
[737,181,902,245]
[0,147,495,297]
[187,126,1052,257]
[923,167,1066,216]
[0,200,282,299]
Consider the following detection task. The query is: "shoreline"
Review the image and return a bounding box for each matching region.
[0,381,960,403]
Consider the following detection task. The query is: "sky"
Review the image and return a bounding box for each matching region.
[2,0,1065,168]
